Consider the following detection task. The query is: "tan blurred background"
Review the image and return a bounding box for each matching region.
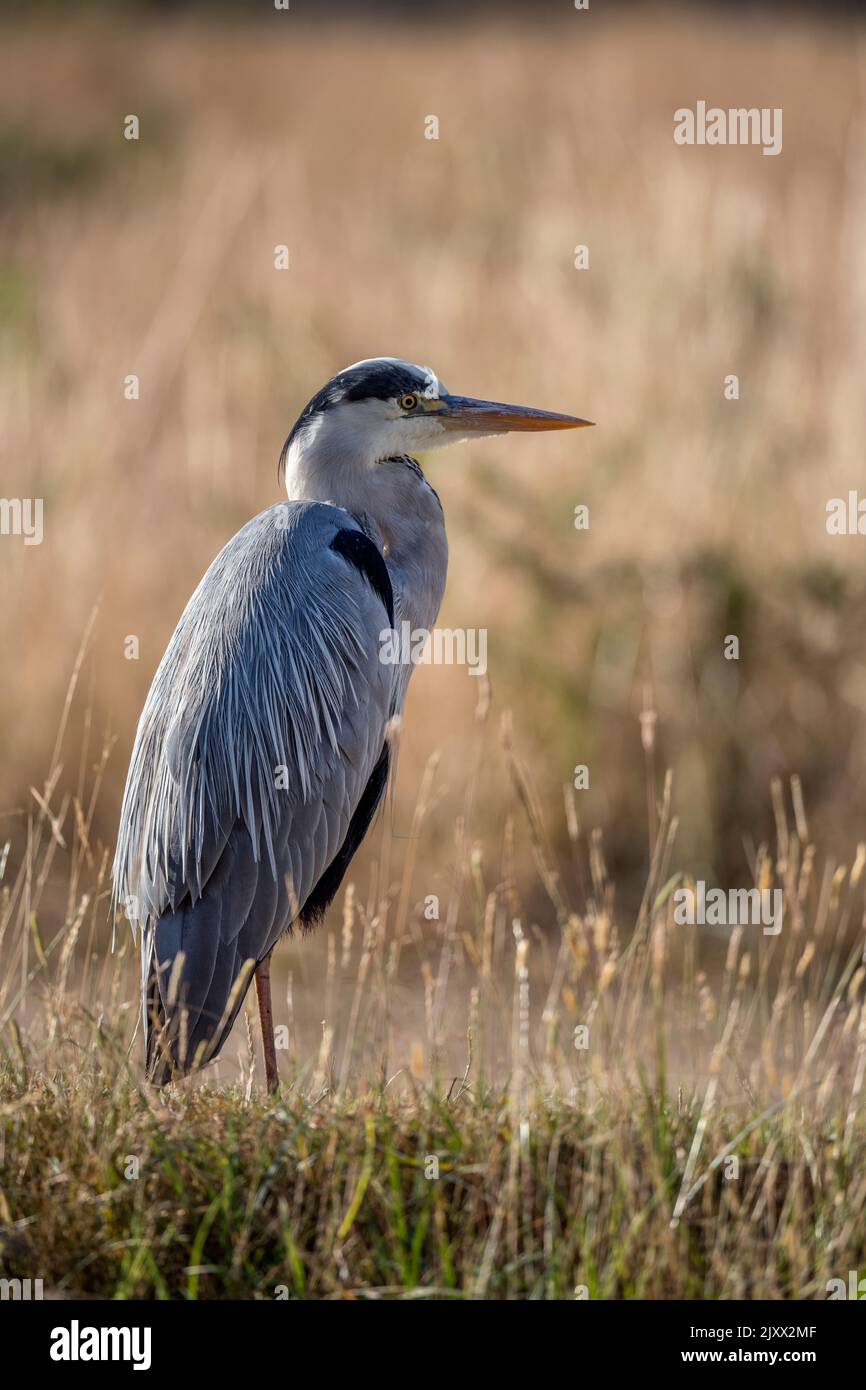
[1,1,866,947]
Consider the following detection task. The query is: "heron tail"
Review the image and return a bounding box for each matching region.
[143,900,259,1084]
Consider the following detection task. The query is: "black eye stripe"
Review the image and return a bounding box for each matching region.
[341,364,430,404]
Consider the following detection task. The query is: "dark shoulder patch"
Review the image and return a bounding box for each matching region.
[330,528,394,626]
[299,744,390,928]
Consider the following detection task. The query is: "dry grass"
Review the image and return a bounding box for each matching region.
[2,646,866,1298]
[2,7,866,1299]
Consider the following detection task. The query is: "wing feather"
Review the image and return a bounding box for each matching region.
[113,501,396,1078]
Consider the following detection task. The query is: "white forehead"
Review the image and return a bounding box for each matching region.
[343,357,444,399]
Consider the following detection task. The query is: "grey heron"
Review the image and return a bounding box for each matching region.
[113,358,592,1090]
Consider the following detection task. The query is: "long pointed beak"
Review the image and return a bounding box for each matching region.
[437,394,594,434]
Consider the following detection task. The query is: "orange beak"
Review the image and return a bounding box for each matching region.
[436,394,594,434]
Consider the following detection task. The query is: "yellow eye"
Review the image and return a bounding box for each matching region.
[400,393,418,412]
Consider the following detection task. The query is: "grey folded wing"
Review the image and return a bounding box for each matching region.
[111,500,396,1075]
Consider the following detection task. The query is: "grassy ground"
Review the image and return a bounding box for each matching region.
[5,1069,865,1300]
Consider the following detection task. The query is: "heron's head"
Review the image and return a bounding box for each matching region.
[279,357,592,488]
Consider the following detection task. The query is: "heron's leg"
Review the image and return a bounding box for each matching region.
[254,951,279,1095]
